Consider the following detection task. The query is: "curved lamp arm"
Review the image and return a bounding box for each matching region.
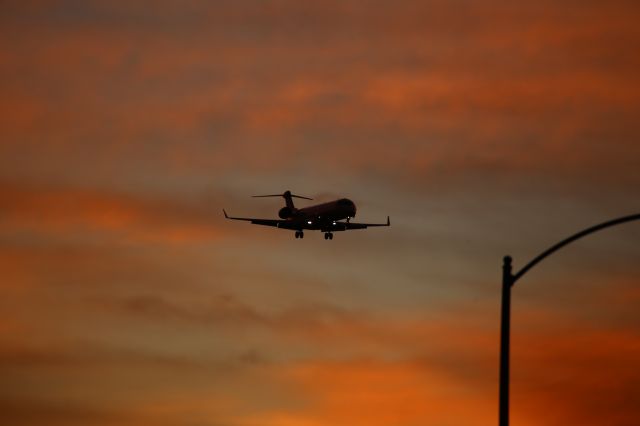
[511,213,640,286]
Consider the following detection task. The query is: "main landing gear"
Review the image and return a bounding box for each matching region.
[294,231,333,240]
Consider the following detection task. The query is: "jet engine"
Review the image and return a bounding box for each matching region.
[278,207,295,219]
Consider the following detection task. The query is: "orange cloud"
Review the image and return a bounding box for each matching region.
[0,181,223,244]
[509,328,640,425]
[0,2,638,425]
[236,358,495,426]
[2,0,639,187]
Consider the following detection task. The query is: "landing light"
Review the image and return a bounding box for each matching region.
[307,220,312,224]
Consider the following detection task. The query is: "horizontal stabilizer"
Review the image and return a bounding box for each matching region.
[252,190,313,200]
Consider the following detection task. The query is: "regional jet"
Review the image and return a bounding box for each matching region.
[223,190,390,240]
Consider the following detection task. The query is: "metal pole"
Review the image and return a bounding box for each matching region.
[499,256,513,426]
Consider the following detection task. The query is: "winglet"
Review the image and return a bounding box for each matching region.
[387,216,391,226]
[223,209,229,219]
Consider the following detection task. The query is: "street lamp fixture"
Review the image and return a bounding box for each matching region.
[499,213,640,426]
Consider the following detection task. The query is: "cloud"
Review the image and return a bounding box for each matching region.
[234,357,496,426]
[0,181,223,244]
[511,328,640,425]
[106,292,363,337]
[0,397,125,426]
[100,289,640,425]
[0,339,258,425]
[1,0,639,188]
[0,2,638,425]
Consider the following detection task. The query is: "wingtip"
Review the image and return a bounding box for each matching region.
[387,216,390,226]
[223,209,229,219]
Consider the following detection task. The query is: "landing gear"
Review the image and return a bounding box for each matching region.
[324,232,333,240]
[295,231,304,239]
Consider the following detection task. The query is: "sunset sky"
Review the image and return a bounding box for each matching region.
[1,1,639,425]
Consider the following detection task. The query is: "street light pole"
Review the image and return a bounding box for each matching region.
[498,213,640,426]
[499,255,513,426]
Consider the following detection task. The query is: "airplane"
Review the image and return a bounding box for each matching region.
[223,190,390,240]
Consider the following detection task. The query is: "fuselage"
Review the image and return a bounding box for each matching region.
[289,198,356,230]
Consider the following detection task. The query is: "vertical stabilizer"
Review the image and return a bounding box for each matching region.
[282,190,295,209]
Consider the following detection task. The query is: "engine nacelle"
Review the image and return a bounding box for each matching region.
[278,207,296,219]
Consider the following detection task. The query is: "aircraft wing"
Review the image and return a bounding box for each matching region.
[223,209,283,228]
[332,216,391,230]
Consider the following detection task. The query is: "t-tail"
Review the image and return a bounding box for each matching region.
[252,190,313,219]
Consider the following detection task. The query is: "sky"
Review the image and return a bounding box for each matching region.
[1,1,639,425]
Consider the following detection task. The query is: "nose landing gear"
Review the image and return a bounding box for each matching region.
[324,232,333,240]
[295,231,304,239]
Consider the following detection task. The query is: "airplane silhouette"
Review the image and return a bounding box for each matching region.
[223,190,390,240]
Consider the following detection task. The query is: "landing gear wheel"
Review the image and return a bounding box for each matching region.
[299,231,304,239]
[294,231,300,239]
[329,232,333,240]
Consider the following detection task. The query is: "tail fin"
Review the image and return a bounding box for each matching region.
[252,190,312,209]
